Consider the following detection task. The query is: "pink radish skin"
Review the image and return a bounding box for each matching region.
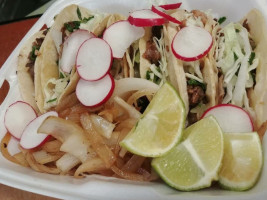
[103,20,145,58]
[159,2,182,10]
[128,9,165,27]
[60,30,95,73]
[171,26,213,62]
[4,101,37,140]
[151,6,181,24]
[76,38,112,81]
[76,73,115,107]
[20,111,58,149]
[201,104,254,133]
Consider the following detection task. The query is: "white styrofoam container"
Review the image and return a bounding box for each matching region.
[0,0,267,199]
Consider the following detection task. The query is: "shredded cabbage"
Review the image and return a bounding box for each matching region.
[44,71,70,110]
[216,22,259,115]
[146,31,168,86]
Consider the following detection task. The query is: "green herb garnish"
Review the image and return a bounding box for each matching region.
[234,52,238,61]
[64,21,81,32]
[59,72,65,79]
[218,16,227,24]
[77,7,82,20]
[76,6,94,24]
[47,98,57,103]
[30,45,40,61]
[81,16,94,24]
[187,79,206,91]
[248,52,256,65]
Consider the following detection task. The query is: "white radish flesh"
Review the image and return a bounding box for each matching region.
[171,26,213,61]
[151,6,181,24]
[103,20,145,58]
[4,101,37,139]
[20,111,58,149]
[76,74,115,107]
[60,30,95,73]
[201,104,254,133]
[76,38,112,81]
[128,9,165,27]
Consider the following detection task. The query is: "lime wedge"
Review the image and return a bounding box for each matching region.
[152,116,224,191]
[219,132,263,191]
[120,82,185,157]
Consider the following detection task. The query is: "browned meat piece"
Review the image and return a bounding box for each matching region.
[192,10,208,25]
[187,85,205,107]
[143,40,161,65]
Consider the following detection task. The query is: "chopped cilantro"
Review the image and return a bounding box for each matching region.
[64,21,81,32]
[56,59,59,66]
[47,98,57,103]
[248,52,256,65]
[146,70,161,85]
[187,79,206,91]
[30,45,40,61]
[235,29,240,33]
[59,72,65,79]
[234,52,238,61]
[81,16,94,24]
[77,7,82,20]
[218,16,227,24]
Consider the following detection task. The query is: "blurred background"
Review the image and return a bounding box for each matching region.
[0,0,56,23]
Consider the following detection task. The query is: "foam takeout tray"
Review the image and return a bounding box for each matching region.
[0,0,267,199]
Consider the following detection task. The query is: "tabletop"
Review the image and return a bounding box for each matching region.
[0,17,60,200]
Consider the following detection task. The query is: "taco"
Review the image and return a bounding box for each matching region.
[17,29,48,112]
[214,9,267,130]
[35,5,111,113]
[163,9,219,124]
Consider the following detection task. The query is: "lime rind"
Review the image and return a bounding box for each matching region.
[218,132,263,191]
[120,82,186,157]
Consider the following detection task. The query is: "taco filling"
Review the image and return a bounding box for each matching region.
[215,21,259,118]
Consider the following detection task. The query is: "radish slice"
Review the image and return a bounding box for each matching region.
[159,2,182,10]
[128,9,165,27]
[76,38,112,81]
[76,73,115,107]
[103,20,145,58]
[20,111,58,149]
[151,6,181,24]
[201,104,254,133]
[4,101,37,139]
[61,30,95,73]
[171,26,213,62]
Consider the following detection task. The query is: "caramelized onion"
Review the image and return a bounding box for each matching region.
[80,113,116,168]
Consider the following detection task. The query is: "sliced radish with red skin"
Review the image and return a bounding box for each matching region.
[20,111,58,149]
[159,2,182,10]
[103,20,145,58]
[128,9,165,27]
[76,38,112,81]
[151,5,181,24]
[60,30,95,73]
[171,26,213,62]
[201,104,254,133]
[4,101,37,140]
[76,73,115,107]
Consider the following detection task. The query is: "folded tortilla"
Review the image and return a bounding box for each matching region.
[239,9,267,130]
[17,30,47,112]
[164,9,218,122]
[34,5,112,113]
